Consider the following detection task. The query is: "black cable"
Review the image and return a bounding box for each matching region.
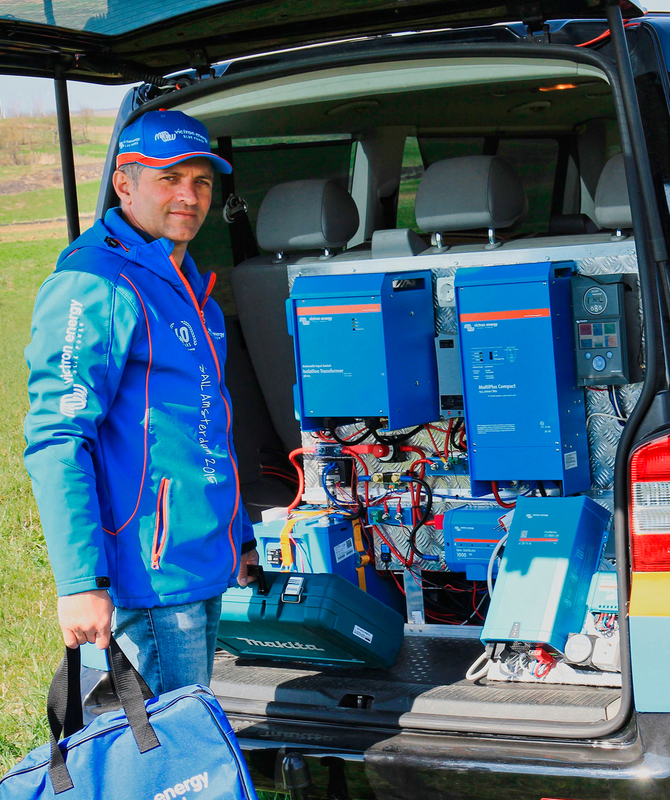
[372,425,424,445]
[326,427,371,446]
[405,475,434,560]
[537,480,547,497]
[321,463,365,520]
[450,417,467,453]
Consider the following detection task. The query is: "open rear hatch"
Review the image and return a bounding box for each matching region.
[0,0,644,82]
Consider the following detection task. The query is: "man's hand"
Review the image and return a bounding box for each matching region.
[57,589,114,650]
[237,548,259,587]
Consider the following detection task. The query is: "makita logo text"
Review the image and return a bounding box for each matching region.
[155,130,177,142]
[154,772,208,800]
[237,638,325,651]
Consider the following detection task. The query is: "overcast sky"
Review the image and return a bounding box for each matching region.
[0,76,134,116]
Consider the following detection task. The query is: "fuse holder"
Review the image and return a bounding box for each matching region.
[344,444,391,459]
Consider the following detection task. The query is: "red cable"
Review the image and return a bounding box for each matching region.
[425,427,443,460]
[287,447,315,512]
[342,447,370,504]
[492,481,516,509]
[262,467,299,484]
[576,21,640,48]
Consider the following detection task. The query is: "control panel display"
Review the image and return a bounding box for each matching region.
[571,274,642,386]
[577,321,619,350]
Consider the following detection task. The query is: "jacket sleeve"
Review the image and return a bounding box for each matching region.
[24,268,139,596]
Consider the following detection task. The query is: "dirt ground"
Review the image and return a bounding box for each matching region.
[0,163,104,195]
[0,214,96,243]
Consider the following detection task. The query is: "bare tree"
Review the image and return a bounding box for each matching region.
[77,105,94,143]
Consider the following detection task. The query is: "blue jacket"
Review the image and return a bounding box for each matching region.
[24,208,255,609]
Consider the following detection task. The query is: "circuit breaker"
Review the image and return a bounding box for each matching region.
[287,270,439,432]
[571,274,642,386]
[455,261,590,497]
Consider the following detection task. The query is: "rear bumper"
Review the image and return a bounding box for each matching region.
[231,713,670,799]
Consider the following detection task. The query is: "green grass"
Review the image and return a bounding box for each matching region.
[0,181,100,225]
[0,238,65,772]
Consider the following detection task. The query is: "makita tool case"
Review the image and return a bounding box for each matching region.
[217,571,404,668]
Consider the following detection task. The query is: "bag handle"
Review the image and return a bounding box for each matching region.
[48,636,160,794]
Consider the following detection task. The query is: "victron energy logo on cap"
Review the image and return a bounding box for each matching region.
[155,131,177,142]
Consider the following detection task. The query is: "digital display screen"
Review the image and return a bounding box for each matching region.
[578,321,618,350]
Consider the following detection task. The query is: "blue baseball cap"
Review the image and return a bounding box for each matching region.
[116,109,232,174]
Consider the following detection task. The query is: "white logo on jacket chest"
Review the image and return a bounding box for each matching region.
[170,320,198,351]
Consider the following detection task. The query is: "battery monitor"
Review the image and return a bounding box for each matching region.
[571,274,642,386]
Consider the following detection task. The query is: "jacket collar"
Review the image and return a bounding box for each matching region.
[93,208,209,301]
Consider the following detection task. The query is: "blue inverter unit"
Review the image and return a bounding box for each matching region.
[286,271,439,431]
[455,261,590,497]
[481,496,610,653]
[439,507,507,580]
[253,515,405,613]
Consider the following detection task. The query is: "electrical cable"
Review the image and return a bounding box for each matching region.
[287,447,315,513]
[372,425,424,445]
[576,20,640,48]
[608,385,627,426]
[404,475,434,561]
[320,462,364,519]
[326,426,371,445]
[491,481,516,509]
[487,533,508,596]
[465,651,491,682]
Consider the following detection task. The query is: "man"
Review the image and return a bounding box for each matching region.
[24,109,258,694]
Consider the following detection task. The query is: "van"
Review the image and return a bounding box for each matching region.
[5,0,670,796]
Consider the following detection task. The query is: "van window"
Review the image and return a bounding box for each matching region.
[397,136,424,231]
[496,138,559,235]
[399,135,557,236]
[189,135,354,314]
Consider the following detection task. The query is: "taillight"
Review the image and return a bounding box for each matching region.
[630,433,670,571]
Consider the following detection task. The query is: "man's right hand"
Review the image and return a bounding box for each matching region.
[57,589,114,650]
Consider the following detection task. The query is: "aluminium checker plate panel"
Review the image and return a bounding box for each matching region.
[289,238,640,569]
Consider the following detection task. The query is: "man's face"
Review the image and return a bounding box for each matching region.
[116,157,214,246]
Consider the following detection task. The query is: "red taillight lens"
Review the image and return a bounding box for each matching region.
[630,434,670,571]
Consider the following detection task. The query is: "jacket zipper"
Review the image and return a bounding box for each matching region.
[151,478,169,570]
[169,255,241,575]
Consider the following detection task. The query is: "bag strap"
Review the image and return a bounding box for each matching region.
[47,646,82,793]
[47,636,160,794]
[107,637,160,754]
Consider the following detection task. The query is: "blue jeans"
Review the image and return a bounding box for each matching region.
[112,596,222,696]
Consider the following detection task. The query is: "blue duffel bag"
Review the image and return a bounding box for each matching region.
[0,638,258,799]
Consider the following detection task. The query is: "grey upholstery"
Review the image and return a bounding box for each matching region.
[371,228,428,258]
[231,258,301,454]
[256,179,359,252]
[594,153,632,230]
[414,156,527,233]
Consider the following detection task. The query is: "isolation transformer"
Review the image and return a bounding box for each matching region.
[286,270,439,431]
[454,261,590,497]
[481,496,610,653]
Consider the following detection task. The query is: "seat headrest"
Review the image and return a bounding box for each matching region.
[414,156,527,233]
[256,179,359,253]
[594,153,632,230]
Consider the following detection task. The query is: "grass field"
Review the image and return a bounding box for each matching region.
[0,115,287,799]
